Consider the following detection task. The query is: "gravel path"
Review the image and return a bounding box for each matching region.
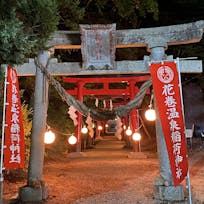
[188,148,204,203]
[43,136,159,204]
[72,176,157,204]
[3,136,204,204]
[70,137,157,204]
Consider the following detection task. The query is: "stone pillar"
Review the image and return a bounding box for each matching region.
[19,51,50,202]
[147,39,186,203]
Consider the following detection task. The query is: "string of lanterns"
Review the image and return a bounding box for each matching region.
[43,126,78,145]
[44,112,156,151]
[44,104,156,147]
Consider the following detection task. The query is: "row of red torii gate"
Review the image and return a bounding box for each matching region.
[64,74,150,152]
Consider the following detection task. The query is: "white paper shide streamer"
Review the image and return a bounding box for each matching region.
[86,115,94,138]
[95,98,99,107]
[68,105,78,126]
[115,117,123,140]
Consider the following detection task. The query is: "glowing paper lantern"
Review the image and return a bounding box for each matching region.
[68,135,77,145]
[44,130,55,144]
[81,126,88,134]
[125,126,132,136]
[98,125,103,131]
[145,108,156,121]
[132,132,141,141]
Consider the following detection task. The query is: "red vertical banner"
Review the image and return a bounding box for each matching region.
[149,61,188,186]
[4,66,25,169]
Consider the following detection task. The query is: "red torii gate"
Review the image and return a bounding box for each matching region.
[62,75,150,151]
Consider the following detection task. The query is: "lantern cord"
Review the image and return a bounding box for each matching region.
[149,90,154,108]
[50,129,73,136]
[34,58,152,121]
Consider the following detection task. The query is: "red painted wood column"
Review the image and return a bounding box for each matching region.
[96,121,102,138]
[76,81,84,152]
[129,80,139,152]
[96,121,99,138]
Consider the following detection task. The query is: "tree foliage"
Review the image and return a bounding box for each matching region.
[58,0,85,30]
[16,0,59,51]
[21,103,33,170]
[58,0,159,30]
[0,16,34,66]
[0,0,59,65]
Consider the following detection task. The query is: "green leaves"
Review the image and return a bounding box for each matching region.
[16,0,59,50]
[114,0,135,18]
[58,0,85,30]
[0,0,59,65]
[78,0,159,29]
[139,0,159,21]
[0,17,34,65]
[114,0,159,26]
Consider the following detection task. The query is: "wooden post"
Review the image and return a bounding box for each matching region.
[96,121,100,138]
[76,81,83,152]
[129,80,138,152]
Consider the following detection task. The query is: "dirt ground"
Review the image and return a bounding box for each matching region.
[3,136,204,204]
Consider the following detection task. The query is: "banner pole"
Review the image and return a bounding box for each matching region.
[0,65,8,203]
[186,170,192,204]
[176,57,192,204]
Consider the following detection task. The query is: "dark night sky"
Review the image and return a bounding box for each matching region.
[157,0,204,26]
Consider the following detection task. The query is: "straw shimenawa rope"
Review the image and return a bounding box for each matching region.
[34,58,152,121]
